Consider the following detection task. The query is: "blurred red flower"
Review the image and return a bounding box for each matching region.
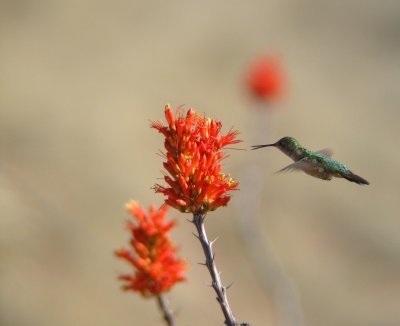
[115,201,186,297]
[246,56,284,101]
[151,105,240,214]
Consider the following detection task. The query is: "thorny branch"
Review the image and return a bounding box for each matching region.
[192,213,251,326]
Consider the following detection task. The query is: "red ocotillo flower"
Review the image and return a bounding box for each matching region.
[246,56,284,101]
[115,201,186,297]
[151,105,240,214]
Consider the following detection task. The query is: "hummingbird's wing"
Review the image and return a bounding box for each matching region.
[316,148,334,157]
[276,158,333,180]
[275,160,311,173]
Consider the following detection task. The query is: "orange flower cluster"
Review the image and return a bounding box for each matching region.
[152,105,240,214]
[246,56,284,101]
[115,201,186,296]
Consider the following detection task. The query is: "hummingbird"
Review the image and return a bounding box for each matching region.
[252,136,369,185]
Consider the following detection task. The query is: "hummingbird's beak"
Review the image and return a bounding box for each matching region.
[251,143,276,150]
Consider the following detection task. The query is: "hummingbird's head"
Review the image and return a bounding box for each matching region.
[274,137,301,154]
[251,136,301,154]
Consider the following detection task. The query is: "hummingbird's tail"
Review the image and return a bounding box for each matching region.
[343,171,370,185]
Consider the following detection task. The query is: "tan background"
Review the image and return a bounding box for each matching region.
[1,0,399,325]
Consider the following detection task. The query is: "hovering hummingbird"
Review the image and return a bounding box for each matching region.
[252,136,369,185]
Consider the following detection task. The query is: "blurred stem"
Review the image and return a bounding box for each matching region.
[156,294,175,326]
[192,213,245,326]
[234,106,304,326]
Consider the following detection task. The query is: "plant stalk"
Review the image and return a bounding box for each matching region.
[156,294,175,326]
[192,213,238,326]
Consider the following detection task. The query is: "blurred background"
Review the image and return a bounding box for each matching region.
[1,0,399,325]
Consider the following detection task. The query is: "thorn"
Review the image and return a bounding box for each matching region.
[211,251,216,262]
[197,262,207,266]
[192,232,200,240]
[195,213,206,223]
[226,282,234,290]
[210,236,219,247]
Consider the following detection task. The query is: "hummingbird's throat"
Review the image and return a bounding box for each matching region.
[278,146,304,161]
